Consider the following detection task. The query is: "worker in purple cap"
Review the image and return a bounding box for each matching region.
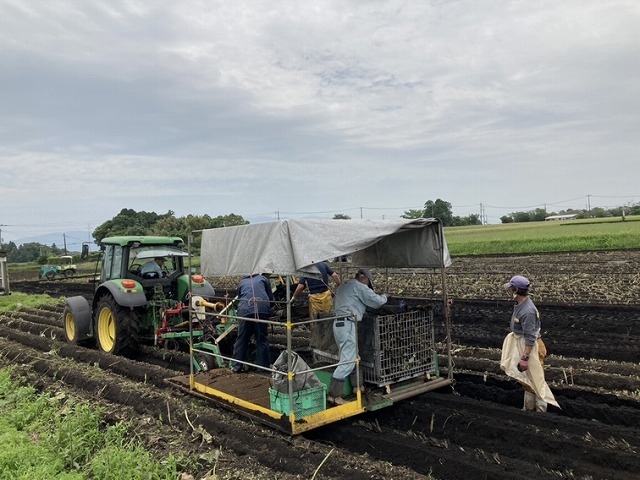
[329,268,387,404]
[500,275,556,412]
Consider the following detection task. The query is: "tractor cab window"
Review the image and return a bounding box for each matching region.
[129,246,184,278]
[101,245,123,281]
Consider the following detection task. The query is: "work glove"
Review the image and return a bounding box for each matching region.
[517,356,529,372]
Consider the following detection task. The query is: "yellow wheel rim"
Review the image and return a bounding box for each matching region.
[97,306,116,352]
[64,311,75,341]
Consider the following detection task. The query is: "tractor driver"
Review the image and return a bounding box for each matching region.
[140,257,166,279]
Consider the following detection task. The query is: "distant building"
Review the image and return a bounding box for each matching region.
[545,214,577,221]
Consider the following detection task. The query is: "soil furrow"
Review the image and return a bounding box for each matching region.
[4,252,640,479]
[0,336,429,480]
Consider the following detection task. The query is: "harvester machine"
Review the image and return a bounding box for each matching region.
[165,219,455,435]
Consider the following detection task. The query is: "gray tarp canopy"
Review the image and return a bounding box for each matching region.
[199,218,451,277]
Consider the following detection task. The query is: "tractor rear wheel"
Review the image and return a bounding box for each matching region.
[64,269,75,278]
[95,295,140,355]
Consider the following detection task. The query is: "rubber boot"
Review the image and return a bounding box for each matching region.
[329,378,346,405]
[535,397,548,413]
[523,391,536,411]
[349,369,364,393]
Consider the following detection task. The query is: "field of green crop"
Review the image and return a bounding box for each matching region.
[444,216,640,256]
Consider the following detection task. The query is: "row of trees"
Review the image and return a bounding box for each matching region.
[500,204,640,223]
[2,242,66,264]
[92,209,249,244]
[397,198,640,225]
[7,201,638,264]
[401,199,482,226]
[334,200,480,226]
[2,209,249,264]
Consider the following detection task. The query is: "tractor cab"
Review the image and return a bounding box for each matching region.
[97,237,193,302]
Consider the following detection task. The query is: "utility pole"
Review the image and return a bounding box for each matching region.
[480,203,487,225]
[0,224,7,249]
[360,207,363,219]
[587,194,592,217]
[63,233,68,255]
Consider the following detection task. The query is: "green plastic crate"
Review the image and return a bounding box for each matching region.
[269,386,327,418]
[314,370,353,396]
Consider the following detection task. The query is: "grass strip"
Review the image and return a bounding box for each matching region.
[0,292,62,313]
[0,367,181,479]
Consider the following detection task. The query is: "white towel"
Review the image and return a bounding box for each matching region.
[500,332,560,409]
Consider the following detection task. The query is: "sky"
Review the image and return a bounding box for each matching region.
[1,0,639,246]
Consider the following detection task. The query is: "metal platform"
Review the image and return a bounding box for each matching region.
[166,368,370,434]
[165,369,380,435]
[165,367,452,435]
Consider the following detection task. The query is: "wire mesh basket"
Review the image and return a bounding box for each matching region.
[313,308,437,387]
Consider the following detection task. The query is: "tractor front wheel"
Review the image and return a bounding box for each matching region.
[63,296,93,346]
[95,295,140,355]
[64,269,75,278]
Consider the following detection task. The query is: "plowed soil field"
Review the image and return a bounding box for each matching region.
[3,251,640,480]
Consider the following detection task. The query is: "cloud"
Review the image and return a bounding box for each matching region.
[0,0,638,242]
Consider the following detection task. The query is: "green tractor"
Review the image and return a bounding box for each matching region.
[62,236,218,356]
[39,255,77,280]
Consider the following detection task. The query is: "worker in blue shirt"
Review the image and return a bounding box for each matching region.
[231,274,274,372]
[329,269,387,404]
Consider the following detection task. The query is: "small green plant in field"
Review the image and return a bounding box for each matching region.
[0,292,62,313]
[89,444,179,480]
[0,367,182,479]
[51,403,106,470]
